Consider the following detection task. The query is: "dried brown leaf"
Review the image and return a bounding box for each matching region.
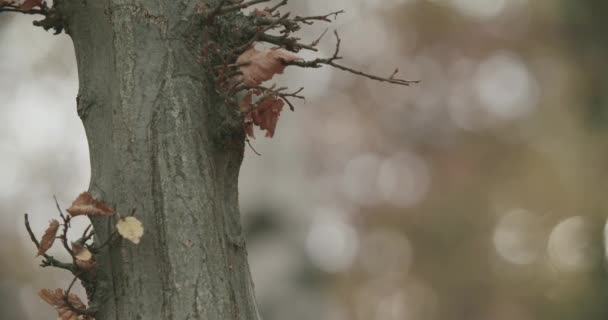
[20,0,42,11]
[116,216,144,244]
[38,288,90,320]
[75,258,97,271]
[252,96,284,138]
[66,192,115,217]
[71,242,92,261]
[240,90,285,138]
[237,48,301,86]
[37,219,59,256]
[240,91,254,113]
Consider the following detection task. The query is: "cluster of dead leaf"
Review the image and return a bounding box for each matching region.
[39,289,93,320]
[30,192,144,320]
[0,0,45,11]
[236,47,302,138]
[208,1,416,141]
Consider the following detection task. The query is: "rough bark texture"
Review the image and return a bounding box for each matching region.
[60,0,260,319]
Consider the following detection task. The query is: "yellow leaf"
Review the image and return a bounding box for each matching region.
[116,216,144,244]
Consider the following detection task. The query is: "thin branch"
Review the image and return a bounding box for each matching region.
[53,195,66,221]
[286,31,419,86]
[259,33,318,52]
[218,0,271,14]
[62,276,81,314]
[236,12,292,54]
[205,0,231,22]
[65,276,78,295]
[63,276,97,316]
[238,7,342,55]
[24,213,75,272]
[90,230,118,253]
[270,86,305,111]
[82,224,93,240]
[309,28,328,47]
[24,214,42,249]
[39,256,75,270]
[246,138,262,156]
[75,224,95,247]
[54,196,74,256]
[268,0,287,13]
[293,10,344,24]
[238,85,305,112]
[90,208,136,253]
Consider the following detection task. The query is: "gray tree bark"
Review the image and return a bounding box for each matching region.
[60,0,260,319]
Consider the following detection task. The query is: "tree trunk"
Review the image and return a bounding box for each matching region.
[61,0,259,319]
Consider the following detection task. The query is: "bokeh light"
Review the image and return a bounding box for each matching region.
[306,207,359,272]
[493,208,544,266]
[548,216,598,273]
[3,1,608,320]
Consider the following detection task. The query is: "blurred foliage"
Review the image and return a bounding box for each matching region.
[560,0,608,129]
[3,1,608,320]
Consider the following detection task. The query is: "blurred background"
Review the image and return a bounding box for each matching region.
[2,0,608,319]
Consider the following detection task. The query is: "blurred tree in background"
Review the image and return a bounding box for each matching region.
[2,1,608,319]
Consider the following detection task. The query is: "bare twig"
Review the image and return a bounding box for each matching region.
[90,230,118,253]
[90,208,136,253]
[63,275,96,317]
[246,138,262,156]
[293,10,344,24]
[286,31,419,86]
[310,28,328,47]
[205,0,231,22]
[75,224,95,246]
[53,195,66,221]
[24,213,43,249]
[273,86,305,111]
[268,0,287,13]
[218,0,271,14]
[24,213,75,272]
[62,276,80,314]
[65,276,78,295]
[259,33,318,52]
[237,84,305,112]
[81,224,92,238]
[54,196,74,256]
[236,12,292,54]
[127,208,137,217]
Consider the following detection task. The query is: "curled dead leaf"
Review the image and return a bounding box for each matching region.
[75,258,97,271]
[37,219,59,256]
[240,91,254,113]
[251,96,284,138]
[66,192,115,217]
[116,216,144,244]
[242,92,284,138]
[71,242,92,261]
[237,47,301,86]
[38,288,90,320]
[20,0,42,11]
